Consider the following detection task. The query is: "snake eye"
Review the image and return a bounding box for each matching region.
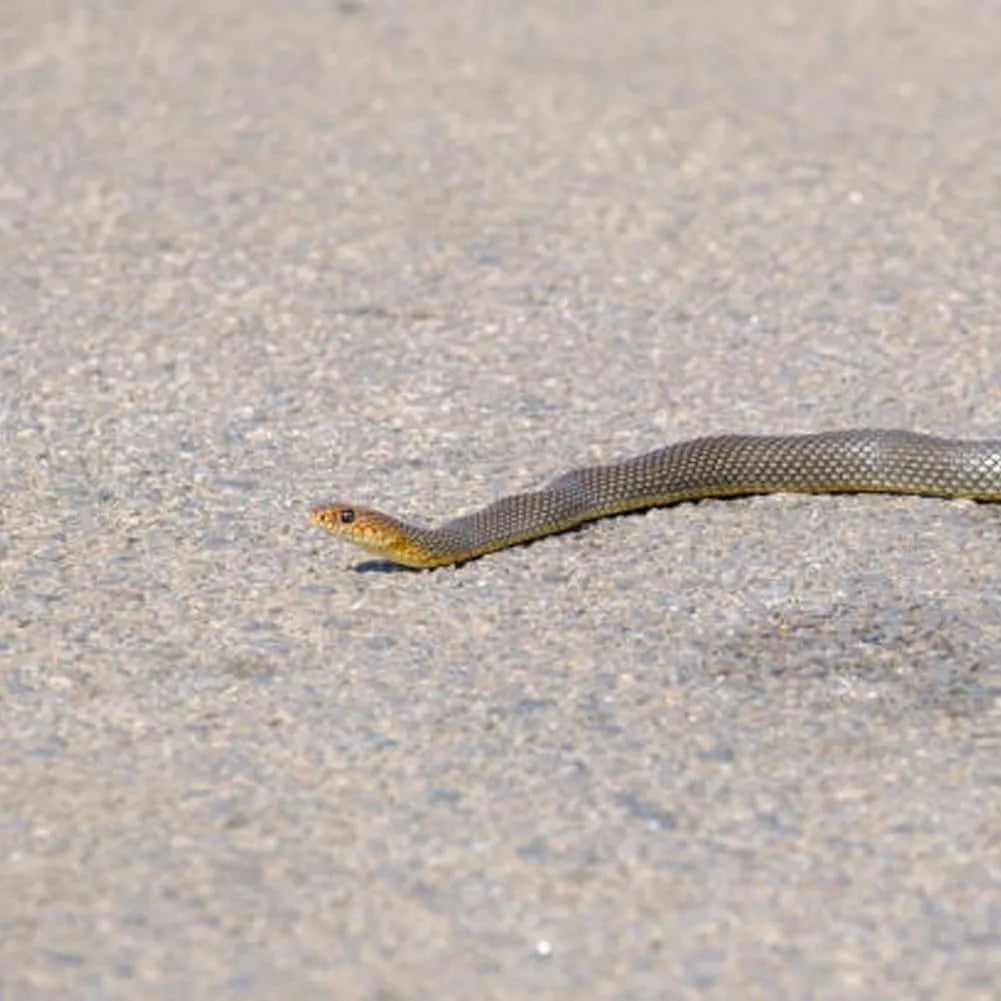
[339,509,356,524]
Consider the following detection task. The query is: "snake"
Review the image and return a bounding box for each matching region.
[310,429,1001,568]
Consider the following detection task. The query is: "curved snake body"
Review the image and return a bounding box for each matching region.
[311,429,1001,568]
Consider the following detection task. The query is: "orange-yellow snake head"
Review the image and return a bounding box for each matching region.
[310,503,439,568]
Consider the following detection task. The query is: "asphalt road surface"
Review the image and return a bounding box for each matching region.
[3,1,1001,998]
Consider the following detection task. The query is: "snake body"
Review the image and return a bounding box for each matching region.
[310,429,1001,568]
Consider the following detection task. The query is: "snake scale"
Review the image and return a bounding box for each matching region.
[311,429,1001,568]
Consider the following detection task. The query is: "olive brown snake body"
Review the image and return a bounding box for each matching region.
[310,429,1001,568]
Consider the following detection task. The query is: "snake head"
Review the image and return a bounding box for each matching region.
[310,503,437,568]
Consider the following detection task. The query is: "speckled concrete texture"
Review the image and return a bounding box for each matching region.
[2,1,1001,998]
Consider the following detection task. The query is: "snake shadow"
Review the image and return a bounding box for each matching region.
[355,559,422,574]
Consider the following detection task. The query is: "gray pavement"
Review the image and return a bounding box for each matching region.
[3,1,1001,998]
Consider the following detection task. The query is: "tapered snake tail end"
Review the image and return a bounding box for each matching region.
[310,503,442,568]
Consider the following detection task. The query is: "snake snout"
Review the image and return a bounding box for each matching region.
[310,504,359,533]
